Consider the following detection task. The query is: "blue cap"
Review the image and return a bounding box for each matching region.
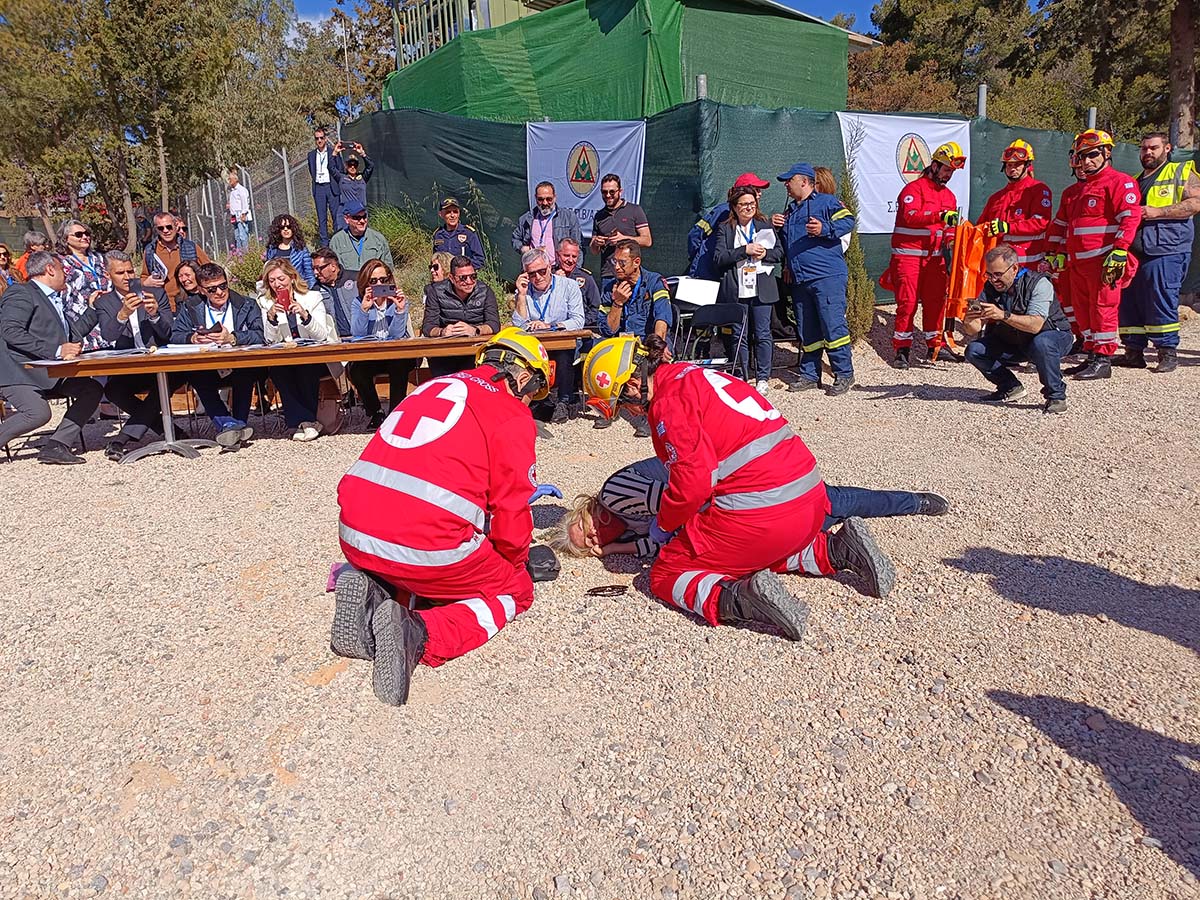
[777,163,816,182]
[342,200,366,216]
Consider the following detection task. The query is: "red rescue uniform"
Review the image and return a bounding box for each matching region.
[1046,166,1142,355]
[890,173,958,351]
[337,365,537,666]
[647,363,834,625]
[979,173,1053,265]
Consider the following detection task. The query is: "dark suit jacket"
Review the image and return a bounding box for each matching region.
[171,291,265,346]
[0,281,98,389]
[307,149,345,197]
[713,219,784,306]
[95,288,173,350]
[421,281,501,337]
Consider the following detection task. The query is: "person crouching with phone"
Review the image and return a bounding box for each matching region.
[258,258,336,442]
[963,245,1075,414]
[170,262,265,448]
[349,258,414,430]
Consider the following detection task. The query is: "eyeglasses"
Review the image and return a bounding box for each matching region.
[367,275,392,285]
[156,224,176,231]
[984,263,1016,281]
[734,201,756,210]
[314,260,336,269]
[453,273,478,282]
[613,258,635,269]
[70,230,91,238]
[526,267,550,278]
[201,282,229,294]
[600,189,620,197]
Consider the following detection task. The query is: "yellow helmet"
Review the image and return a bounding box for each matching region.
[1073,129,1114,153]
[475,326,552,401]
[1001,139,1035,163]
[931,141,967,170]
[581,336,648,418]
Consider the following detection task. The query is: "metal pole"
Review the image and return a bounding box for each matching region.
[696,74,708,100]
[341,12,353,121]
[1087,107,1097,129]
[239,165,260,244]
[976,83,987,118]
[272,147,296,214]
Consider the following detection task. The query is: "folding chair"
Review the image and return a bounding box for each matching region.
[674,303,748,375]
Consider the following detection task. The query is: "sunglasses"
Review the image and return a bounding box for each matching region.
[367,276,392,285]
[1079,149,1104,160]
[70,230,91,238]
[347,214,367,221]
[429,264,441,272]
[202,282,229,294]
[156,224,176,231]
[600,189,620,197]
[280,223,293,229]
[0,252,10,258]
[526,267,550,278]
[454,273,478,282]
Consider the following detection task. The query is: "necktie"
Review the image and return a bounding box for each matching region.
[130,306,146,350]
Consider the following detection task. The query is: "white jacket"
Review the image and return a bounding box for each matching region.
[258,289,337,344]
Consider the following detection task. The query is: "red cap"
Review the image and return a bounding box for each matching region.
[732,172,770,189]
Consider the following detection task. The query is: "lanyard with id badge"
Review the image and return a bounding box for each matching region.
[737,222,759,298]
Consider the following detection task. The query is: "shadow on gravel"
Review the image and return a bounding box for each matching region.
[989,691,1200,877]
[855,383,1006,405]
[946,548,1199,657]
[532,503,568,530]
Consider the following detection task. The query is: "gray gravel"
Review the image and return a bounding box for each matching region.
[1,318,1198,899]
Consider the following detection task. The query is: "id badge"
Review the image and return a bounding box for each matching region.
[740,263,758,292]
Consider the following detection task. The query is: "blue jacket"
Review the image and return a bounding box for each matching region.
[598,269,673,338]
[433,224,486,269]
[686,202,730,279]
[781,193,855,283]
[352,300,409,340]
[265,245,315,288]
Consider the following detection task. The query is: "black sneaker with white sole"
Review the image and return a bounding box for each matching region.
[370,599,429,707]
[716,569,809,640]
[981,383,1026,403]
[914,492,949,516]
[331,567,392,660]
[826,516,896,599]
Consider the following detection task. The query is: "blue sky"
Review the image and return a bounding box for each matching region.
[293,0,880,33]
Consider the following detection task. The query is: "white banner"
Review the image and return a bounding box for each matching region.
[526,120,646,239]
[835,113,971,234]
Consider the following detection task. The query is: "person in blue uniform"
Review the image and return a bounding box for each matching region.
[686,172,770,280]
[778,162,857,396]
[597,240,672,340]
[432,198,486,269]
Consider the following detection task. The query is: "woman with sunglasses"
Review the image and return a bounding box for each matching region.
[429,251,452,284]
[348,258,414,429]
[265,214,315,288]
[0,243,14,295]
[257,258,335,442]
[55,219,111,350]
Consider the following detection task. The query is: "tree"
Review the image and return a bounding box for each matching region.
[1168,0,1197,149]
[847,42,959,114]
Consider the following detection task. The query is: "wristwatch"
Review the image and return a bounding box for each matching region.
[1003,309,1012,321]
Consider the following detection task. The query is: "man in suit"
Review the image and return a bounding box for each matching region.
[0,252,105,464]
[170,262,265,448]
[92,251,179,461]
[309,128,344,246]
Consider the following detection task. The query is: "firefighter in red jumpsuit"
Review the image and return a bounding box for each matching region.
[889,141,966,368]
[581,335,895,640]
[979,140,1053,268]
[1046,146,1088,347]
[331,328,552,706]
[1045,129,1142,380]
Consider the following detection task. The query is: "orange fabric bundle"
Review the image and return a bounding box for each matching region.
[945,221,1001,320]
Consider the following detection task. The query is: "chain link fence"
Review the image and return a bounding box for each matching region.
[180,143,315,256]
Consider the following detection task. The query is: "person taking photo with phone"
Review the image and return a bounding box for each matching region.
[349,258,414,430]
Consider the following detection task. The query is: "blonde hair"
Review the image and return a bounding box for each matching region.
[541,494,599,558]
[813,166,838,195]
[261,257,311,295]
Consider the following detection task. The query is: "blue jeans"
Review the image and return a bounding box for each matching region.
[791,275,853,381]
[966,329,1074,401]
[824,485,918,530]
[233,221,249,252]
[1119,252,1187,349]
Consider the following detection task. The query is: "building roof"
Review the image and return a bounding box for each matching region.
[732,0,879,49]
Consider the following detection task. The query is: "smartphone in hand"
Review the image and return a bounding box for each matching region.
[373,284,397,300]
[129,277,144,296]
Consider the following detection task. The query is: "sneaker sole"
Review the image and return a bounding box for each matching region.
[371,600,414,706]
[840,517,896,599]
[745,570,810,641]
[215,429,242,447]
[331,569,376,660]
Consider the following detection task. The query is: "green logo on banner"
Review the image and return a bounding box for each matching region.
[567,141,600,198]
[896,133,931,183]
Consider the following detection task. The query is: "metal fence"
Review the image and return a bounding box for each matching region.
[180,143,315,256]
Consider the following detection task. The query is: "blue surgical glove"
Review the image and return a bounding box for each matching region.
[648,516,675,545]
[528,483,563,504]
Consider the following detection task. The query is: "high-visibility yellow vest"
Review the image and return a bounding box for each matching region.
[1136,159,1196,256]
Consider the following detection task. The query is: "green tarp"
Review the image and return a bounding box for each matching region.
[381,0,848,122]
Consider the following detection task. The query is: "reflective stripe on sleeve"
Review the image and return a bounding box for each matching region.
[1071,225,1119,236]
[893,226,931,237]
[339,521,485,567]
[345,461,487,528]
[831,209,853,220]
[715,427,794,481]
[713,466,823,512]
[891,248,930,257]
[1016,253,1045,263]
[1072,244,1114,260]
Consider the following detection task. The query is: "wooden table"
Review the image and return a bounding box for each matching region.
[26,330,592,464]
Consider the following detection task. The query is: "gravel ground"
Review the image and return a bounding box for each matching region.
[2,313,1198,900]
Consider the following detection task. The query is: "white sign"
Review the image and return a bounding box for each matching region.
[835,113,971,234]
[526,120,647,238]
